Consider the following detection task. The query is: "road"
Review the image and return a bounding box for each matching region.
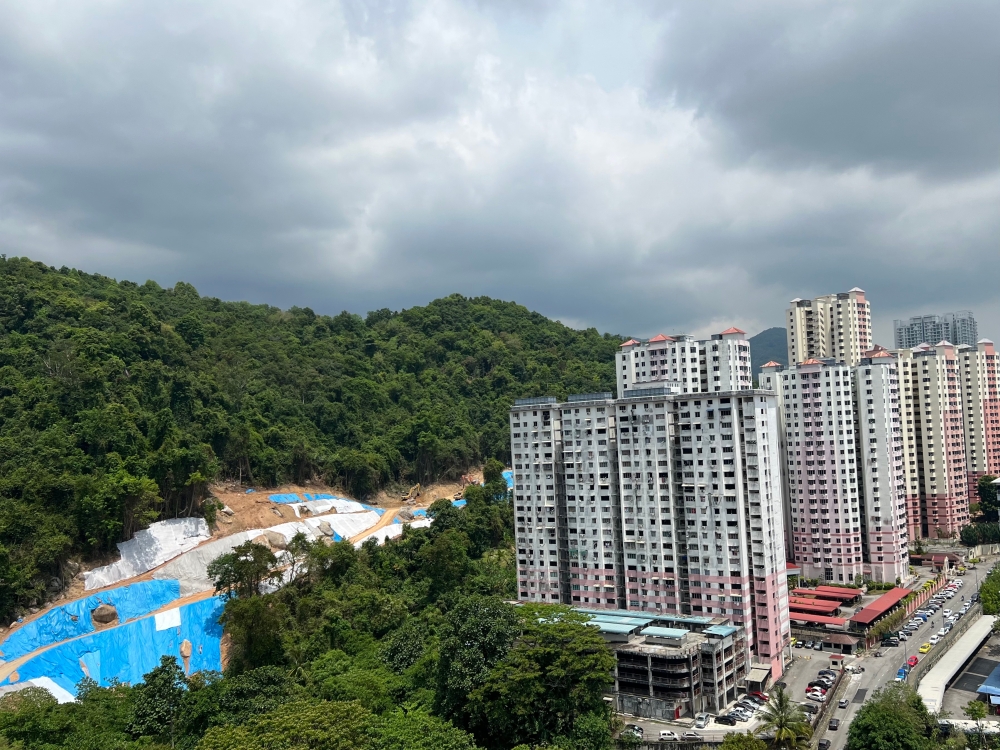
[813,561,991,750]
[620,559,992,749]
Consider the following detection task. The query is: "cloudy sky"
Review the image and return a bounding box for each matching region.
[1,0,997,343]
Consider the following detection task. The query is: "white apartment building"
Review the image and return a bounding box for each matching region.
[618,328,753,395]
[511,387,791,682]
[897,342,970,538]
[787,289,871,367]
[895,311,979,349]
[760,354,907,585]
[957,339,1000,497]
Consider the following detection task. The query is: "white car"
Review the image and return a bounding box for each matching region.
[659,730,679,741]
[694,713,709,729]
[930,635,941,645]
[943,610,952,617]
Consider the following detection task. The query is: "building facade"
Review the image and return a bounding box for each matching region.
[894,311,979,349]
[511,387,791,682]
[897,342,970,538]
[957,339,1000,500]
[787,289,871,367]
[760,354,908,585]
[618,329,753,395]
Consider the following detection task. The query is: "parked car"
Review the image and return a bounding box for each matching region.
[930,635,941,645]
[801,702,818,714]
[943,609,953,618]
[818,670,837,678]
[804,640,814,649]
[750,691,770,702]
[920,642,933,653]
[908,655,919,667]
[807,693,826,703]
[659,730,679,741]
[622,724,643,739]
[681,733,701,741]
[819,740,831,750]
[695,713,709,729]
[838,698,849,708]
[715,715,737,726]
[829,719,841,730]
[794,640,804,648]
[807,685,828,694]
[813,641,824,650]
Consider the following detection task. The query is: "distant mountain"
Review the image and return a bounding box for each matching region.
[749,327,787,375]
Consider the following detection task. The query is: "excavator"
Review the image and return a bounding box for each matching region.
[401,483,421,503]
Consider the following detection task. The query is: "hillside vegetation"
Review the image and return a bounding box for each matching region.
[0,256,619,616]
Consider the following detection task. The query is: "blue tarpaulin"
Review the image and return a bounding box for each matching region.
[503,470,513,488]
[0,580,181,662]
[3,596,225,697]
[452,499,467,508]
[978,662,1000,696]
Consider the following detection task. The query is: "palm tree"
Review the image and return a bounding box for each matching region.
[755,686,813,750]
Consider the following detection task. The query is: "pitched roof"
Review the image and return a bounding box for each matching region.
[800,358,824,365]
[761,360,783,368]
[871,350,894,358]
[648,333,673,342]
[620,339,639,347]
[719,327,746,335]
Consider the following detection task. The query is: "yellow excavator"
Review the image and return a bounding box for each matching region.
[401,483,421,503]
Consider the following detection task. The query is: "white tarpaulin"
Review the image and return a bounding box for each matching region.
[289,499,367,517]
[0,677,76,704]
[153,530,262,595]
[85,518,211,590]
[353,519,432,547]
[154,608,181,631]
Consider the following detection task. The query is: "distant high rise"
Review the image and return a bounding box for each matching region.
[787,289,871,367]
[617,328,752,395]
[893,311,978,349]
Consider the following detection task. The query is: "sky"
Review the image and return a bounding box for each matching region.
[0,0,997,344]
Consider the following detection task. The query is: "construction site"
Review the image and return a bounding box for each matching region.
[0,470,510,703]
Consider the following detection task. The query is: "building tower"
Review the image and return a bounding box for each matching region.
[787,289,871,367]
[957,339,1000,500]
[618,329,753,395]
[894,311,979,349]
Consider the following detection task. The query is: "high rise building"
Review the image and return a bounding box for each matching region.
[759,354,907,585]
[897,342,970,538]
[787,289,871,367]
[894,311,979,349]
[510,386,791,683]
[618,328,753,394]
[957,339,1000,498]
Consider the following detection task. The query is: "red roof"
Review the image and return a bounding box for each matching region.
[850,587,911,626]
[791,588,856,602]
[817,585,863,596]
[800,358,824,365]
[620,339,639,347]
[648,334,673,342]
[720,327,746,335]
[789,614,847,626]
[762,360,783,368]
[789,599,841,615]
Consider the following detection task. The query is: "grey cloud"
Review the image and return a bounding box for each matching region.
[0,0,996,349]
[649,0,1000,178]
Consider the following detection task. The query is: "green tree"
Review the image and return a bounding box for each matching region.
[845,683,935,750]
[127,655,187,745]
[370,708,479,750]
[208,541,280,600]
[977,475,999,521]
[720,731,768,750]
[220,595,289,674]
[468,605,615,749]
[963,699,988,749]
[434,596,520,727]
[755,687,811,750]
[196,700,372,750]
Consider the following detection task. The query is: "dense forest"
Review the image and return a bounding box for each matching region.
[0,256,620,617]
[0,469,621,750]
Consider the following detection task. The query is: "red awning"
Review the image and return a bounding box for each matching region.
[850,587,911,626]
[817,585,862,597]
[791,588,856,602]
[789,613,847,626]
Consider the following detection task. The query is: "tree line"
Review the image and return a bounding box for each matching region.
[0,256,619,618]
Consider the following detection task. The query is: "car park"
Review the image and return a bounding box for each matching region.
[695,713,709,729]
[838,698,849,708]
[920,642,933,653]
[715,715,737,726]
[659,730,679,741]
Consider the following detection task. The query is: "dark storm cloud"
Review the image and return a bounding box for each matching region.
[0,1,996,346]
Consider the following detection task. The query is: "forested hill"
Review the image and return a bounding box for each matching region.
[0,256,620,613]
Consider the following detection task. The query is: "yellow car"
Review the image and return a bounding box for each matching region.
[919,642,932,654]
